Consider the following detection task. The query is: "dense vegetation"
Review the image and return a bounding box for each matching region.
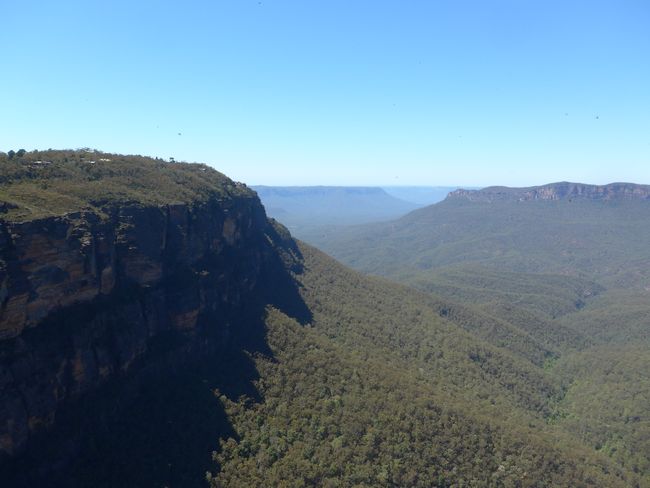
[303,188,650,487]
[209,244,636,487]
[0,149,253,221]
[312,197,650,282]
[553,345,650,477]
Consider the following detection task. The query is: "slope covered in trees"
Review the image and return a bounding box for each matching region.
[304,183,650,486]
[209,243,637,487]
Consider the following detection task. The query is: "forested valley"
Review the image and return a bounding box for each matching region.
[0,153,648,487]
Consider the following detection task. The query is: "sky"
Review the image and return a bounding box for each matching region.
[1,0,649,186]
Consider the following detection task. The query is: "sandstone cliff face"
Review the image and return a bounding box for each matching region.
[0,194,272,463]
[448,182,650,203]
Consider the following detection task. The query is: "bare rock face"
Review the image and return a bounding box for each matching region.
[448,182,650,203]
[0,194,272,464]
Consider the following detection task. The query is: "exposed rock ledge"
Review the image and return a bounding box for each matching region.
[0,195,271,463]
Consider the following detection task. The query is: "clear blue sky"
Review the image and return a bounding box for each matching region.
[2,0,649,186]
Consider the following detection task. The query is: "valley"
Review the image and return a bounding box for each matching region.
[0,152,648,487]
[311,182,650,486]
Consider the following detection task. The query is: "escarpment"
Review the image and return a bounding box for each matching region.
[0,151,302,482]
[448,182,650,202]
[0,198,269,456]
[0,199,266,340]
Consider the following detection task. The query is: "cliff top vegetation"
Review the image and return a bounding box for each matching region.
[0,149,253,221]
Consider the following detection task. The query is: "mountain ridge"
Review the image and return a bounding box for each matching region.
[448,181,650,203]
[252,184,420,230]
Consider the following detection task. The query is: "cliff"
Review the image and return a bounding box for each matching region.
[0,150,303,483]
[448,182,650,203]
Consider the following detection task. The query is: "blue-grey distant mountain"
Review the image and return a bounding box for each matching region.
[316,181,650,279]
[251,186,421,230]
[382,186,472,205]
[447,181,650,202]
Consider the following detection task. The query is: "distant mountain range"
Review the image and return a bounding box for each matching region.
[382,186,471,205]
[251,185,469,242]
[251,185,420,230]
[313,181,650,278]
[448,182,650,202]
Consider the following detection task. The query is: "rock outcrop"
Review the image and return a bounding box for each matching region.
[448,182,650,203]
[0,193,276,468]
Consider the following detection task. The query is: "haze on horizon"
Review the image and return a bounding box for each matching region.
[1,0,649,187]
